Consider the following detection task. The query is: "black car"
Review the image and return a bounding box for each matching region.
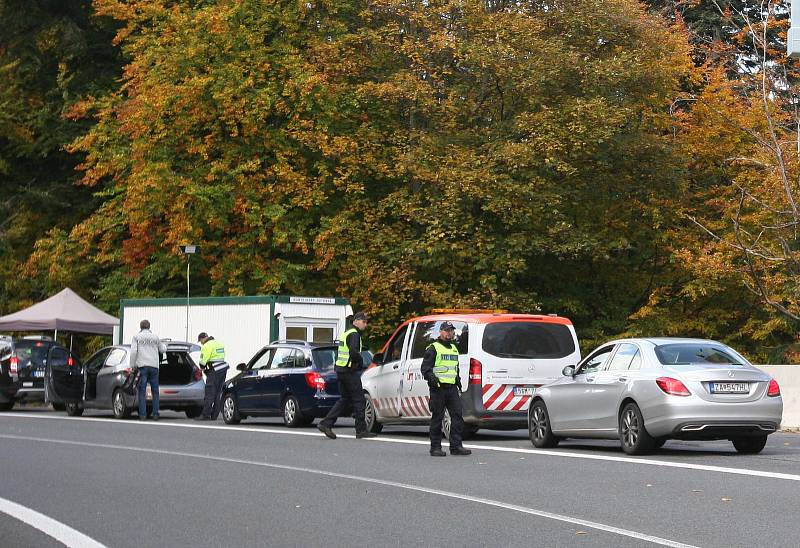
[220,340,372,427]
[0,336,80,411]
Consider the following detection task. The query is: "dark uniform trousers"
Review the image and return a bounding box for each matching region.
[429,384,464,449]
[320,367,367,432]
[202,365,228,419]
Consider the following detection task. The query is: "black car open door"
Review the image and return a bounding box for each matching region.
[45,346,84,404]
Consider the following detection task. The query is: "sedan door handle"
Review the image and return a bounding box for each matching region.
[585,376,595,382]
[392,364,399,369]
[617,377,628,382]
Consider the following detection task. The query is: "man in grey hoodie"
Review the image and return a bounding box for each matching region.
[129,320,167,420]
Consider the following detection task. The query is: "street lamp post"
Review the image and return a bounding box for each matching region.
[179,245,198,342]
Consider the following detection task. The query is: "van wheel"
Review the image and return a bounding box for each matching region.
[364,394,383,434]
[51,403,66,411]
[112,389,132,419]
[283,395,306,428]
[462,424,479,440]
[65,402,84,417]
[222,393,240,425]
[732,434,768,454]
[529,400,559,448]
[619,402,654,455]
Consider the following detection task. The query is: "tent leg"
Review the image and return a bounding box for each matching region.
[69,334,73,351]
[54,329,58,341]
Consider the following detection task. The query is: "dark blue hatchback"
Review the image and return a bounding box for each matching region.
[220,341,370,427]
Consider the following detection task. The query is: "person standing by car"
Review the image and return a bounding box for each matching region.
[129,320,167,421]
[421,321,472,457]
[317,312,376,440]
[196,332,228,421]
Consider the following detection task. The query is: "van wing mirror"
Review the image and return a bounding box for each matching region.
[236,363,247,371]
[562,365,576,377]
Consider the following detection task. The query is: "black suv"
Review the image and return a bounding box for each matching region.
[0,336,76,411]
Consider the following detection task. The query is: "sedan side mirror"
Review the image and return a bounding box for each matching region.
[236,363,247,371]
[562,365,576,377]
[372,352,385,365]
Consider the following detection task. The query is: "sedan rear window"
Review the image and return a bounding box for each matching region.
[482,322,575,359]
[654,344,743,366]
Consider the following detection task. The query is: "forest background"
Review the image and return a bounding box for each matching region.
[3,0,800,362]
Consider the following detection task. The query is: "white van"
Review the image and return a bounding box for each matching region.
[361,313,581,437]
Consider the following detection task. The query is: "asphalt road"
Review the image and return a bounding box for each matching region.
[1,408,799,548]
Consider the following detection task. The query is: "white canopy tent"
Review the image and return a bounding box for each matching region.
[0,288,119,337]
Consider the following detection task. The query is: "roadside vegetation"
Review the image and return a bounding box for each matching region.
[2,0,799,362]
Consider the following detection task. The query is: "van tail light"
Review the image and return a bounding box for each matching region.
[194,368,203,382]
[9,356,18,376]
[305,371,326,391]
[768,379,781,397]
[656,377,691,396]
[469,358,482,385]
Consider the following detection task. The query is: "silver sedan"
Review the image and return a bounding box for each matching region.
[529,338,782,454]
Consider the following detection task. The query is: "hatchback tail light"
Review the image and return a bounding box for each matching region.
[768,379,781,397]
[67,356,74,367]
[305,371,326,391]
[194,368,203,382]
[469,358,482,385]
[9,356,18,376]
[656,377,691,396]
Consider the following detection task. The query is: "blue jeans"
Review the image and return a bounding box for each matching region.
[138,366,159,418]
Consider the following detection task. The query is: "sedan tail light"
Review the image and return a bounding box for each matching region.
[305,371,326,391]
[656,377,691,396]
[469,358,482,385]
[9,356,18,376]
[768,379,781,397]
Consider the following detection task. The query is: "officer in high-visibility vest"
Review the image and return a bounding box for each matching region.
[317,312,377,439]
[421,321,472,457]
[196,332,229,421]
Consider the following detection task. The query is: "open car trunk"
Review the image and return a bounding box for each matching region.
[159,351,197,386]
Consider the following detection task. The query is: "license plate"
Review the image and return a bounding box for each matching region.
[513,386,535,396]
[22,382,33,387]
[710,382,749,394]
[32,370,44,378]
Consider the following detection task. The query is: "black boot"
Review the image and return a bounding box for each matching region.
[430,447,446,457]
[450,447,472,456]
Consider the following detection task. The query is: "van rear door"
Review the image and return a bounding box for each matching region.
[479,320,580,412]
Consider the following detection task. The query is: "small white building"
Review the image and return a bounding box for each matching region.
[116,295,352,370]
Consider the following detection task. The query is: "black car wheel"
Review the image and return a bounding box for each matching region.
[222,393,240,425]
[732,434,768,454]
[364,393,384,434]
[112,389,132,419]
[0,400,14,412]
[529,400,559,448]
[51,403,66,411]
[282,395,306,428]
[65,401,84,417]
[619,402,654,455]
[185,406,203,419]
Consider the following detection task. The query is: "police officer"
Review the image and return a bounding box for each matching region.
[196,332,228,421]
[317,312,376,439]
[421,321,472,457]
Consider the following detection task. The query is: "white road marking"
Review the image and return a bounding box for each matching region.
[3,412,800,482]
[0,433,696,548]
[0,495,106,548]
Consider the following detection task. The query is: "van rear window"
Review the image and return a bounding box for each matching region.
[482,322,575,359]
